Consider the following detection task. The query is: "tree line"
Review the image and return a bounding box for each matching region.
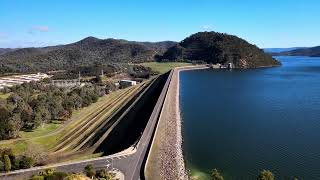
[0,81,106,140]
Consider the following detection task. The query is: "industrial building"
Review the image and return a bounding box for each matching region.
[0,73,50,89]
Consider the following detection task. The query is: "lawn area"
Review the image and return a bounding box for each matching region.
[20,122,62,139]
[0,92,12,99]
[141,62,191,74]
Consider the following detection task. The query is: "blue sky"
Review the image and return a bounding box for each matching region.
[0,0,319,48]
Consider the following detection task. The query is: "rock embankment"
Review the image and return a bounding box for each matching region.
[158,68,187,180]
[145,65,208,180]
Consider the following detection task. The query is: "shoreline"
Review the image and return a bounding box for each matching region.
[175,65,209,180]
[144,65,208,180]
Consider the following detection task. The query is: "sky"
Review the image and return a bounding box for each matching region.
[0,0,319,48]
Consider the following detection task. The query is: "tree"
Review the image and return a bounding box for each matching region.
[48,95,63,120]
[70,93,82,109]
[6,113,22,138]
[34,105,51,128]
[19,156,34,169]
[4,154,11,171]
[211,168,224,180]
[0,105,10,121]
[0,160,4,171]
[84,164,95,178]
[257,170,274,180]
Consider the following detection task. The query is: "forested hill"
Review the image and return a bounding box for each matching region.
[159,32,281,68]
[0,37,177,74]
[0,48,16,55]
[272,46,320,57]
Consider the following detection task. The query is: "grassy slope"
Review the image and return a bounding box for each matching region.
[141,62,191,74]
[0,86,138,155]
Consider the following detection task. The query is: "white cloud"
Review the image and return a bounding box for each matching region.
[202,25,212,30]
[29,26,49,34]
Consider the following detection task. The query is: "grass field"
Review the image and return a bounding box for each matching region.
[20,122,62,139]
[141,62,191,74]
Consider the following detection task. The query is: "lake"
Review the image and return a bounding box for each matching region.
[180,56,320,180]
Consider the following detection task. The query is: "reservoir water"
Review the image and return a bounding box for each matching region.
[180,56,320,180]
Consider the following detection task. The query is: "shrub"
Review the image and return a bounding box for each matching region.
[84,164,95,178]
[257,170,274,180]
[50,171,68,179]
[3,154,11,171]
[38,168,55,177]
[19,156,34,169]
[64,174,88,180]
[96,169,115,180]
[30,175,45,180]
[211,168,224,180]
[96,169,108,178]
[12,157,20,170]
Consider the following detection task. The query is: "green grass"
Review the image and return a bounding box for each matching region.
[141,62,192,74]
[0,140,29,154]
[20,122,62,139]
[0,92,12,99]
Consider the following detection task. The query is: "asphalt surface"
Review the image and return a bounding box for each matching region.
[0,71,173,180]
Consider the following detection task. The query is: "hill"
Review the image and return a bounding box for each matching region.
[263,47,307,53]
[160,32,281,68]
[273,46,320,57]
[0,37,177,74]
[0,48,16,55]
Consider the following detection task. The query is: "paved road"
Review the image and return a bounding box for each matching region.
[0,71,173,180]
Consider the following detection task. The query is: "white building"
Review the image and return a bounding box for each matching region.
[119,80,137,88]
[0,73,51,90]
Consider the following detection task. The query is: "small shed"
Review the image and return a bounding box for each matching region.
[119,80,137,89]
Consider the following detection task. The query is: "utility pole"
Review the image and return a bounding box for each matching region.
[78,71,81,85]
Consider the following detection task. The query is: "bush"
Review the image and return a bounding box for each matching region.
[257,170,274,180]
[19,156,34,169]
[48,172,68,180]
[96,169,108,178]
[3,154,11,171]
[84,164,95,178]
[64,174,88,180]
[30,175,45,180]
[12,157,20,170]
[38,168,55,177]
[211,168,224,180]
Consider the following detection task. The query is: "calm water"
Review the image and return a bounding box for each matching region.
[180,56,320,180]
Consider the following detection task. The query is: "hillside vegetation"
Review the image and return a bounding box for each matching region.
[0,37,177,74]
[0,32,281,74]
[159,32,281,68]
[272,46,320,57]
